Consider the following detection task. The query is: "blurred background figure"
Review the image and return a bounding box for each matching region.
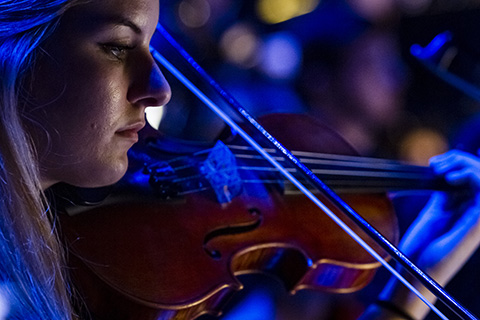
[298,25,409,158]
[151,0,480,319]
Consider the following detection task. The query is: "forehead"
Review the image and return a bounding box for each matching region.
[62,0,159,35]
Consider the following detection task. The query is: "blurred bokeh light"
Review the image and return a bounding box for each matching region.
[399,128,448,165]
[219,23,260,68]
[256,0,321,24]
[259,32,302,80]
[178,0,211,28]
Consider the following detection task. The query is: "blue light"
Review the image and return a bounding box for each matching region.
[410,31,453,61]
[260,32,302,80]
[222,288,276,320]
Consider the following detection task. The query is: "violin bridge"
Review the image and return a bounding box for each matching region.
[199,141,243,204]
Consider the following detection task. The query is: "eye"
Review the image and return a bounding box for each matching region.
[101,43,135,60]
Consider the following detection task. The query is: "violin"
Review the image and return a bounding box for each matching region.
[55,113,450,320]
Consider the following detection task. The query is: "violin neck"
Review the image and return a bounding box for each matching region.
[295,167,450,194]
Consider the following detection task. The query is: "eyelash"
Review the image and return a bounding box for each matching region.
[102,43,135,60]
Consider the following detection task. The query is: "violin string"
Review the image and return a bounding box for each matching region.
[227,144,427,168]
[151,142,429,174]
[171,173,431,195]
[153,145,433,179]
[144,146,437,195]
[165,154,434,196]
[172,174,430,197]
[234,153,429,173]
[177,185,210,196]
[164,160,430,185]
[145,135,431,177]
[235,165,430,179]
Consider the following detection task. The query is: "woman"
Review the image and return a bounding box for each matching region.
[0,0,170,318]
[1,1,479,320]
[360,149,480,319]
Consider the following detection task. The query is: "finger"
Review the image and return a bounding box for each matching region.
[430,151,480,177]
[444,168,480,187]
[429,149,466,166]
[430,149,473,166]
[430,153,470,173]
[419,197,480,276]
[415,192,448,218]
[399,193,450,255]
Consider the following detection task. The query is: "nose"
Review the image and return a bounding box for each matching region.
[127,54,171,108]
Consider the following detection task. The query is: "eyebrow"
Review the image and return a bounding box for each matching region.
[115,17,142,34]
[89,14,143,34]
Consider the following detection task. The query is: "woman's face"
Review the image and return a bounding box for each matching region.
[27,0,171,189]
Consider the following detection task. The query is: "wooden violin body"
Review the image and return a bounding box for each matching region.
[57,114,399,320]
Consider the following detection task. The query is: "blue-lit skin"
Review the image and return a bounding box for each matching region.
[24,0,171,190]
[359,149,480,320]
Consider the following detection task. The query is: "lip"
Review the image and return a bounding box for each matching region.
[115,121,145,141]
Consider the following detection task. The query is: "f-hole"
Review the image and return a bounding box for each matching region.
[203,208,263,259]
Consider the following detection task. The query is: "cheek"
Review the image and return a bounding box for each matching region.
[36,55,124,135]
[28,54,130,187]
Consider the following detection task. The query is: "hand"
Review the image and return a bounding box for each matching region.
[365,150,480,320]
[399,150,480,282]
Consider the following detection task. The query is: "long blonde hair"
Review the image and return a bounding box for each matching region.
[0,0,85,318]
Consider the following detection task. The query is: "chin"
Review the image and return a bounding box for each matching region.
[96,167,128,187]
[74,161,129,188]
